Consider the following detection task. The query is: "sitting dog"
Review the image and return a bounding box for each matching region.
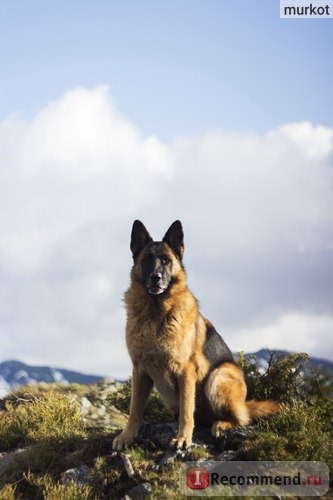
[113,220,279,450]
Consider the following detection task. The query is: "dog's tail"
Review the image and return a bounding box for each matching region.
[246,400,280,420]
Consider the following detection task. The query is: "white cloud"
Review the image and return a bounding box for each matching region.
[269,122,333,162]
[0,86,332,378]
[228,312,333,360]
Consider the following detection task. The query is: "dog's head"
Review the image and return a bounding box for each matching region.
[130,220,184,295]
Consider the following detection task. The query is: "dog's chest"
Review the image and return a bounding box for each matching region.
[127,315,194,374]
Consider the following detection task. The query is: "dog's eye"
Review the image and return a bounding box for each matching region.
[160,255,171,265]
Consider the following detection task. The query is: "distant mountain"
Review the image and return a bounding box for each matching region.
[0,360,104,397]
[1,351,332,399]
[247,349,333,374]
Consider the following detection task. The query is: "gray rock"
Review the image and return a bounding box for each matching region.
[217,450,238,461]
[139,422,178,447]
[77,396,93,415]
[0,448,30,476]
[120,452,135,478]
[155,447,189,470]
[61,464,91,485]
[124,482,152,498]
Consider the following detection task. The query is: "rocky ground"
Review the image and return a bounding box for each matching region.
[64,380,258,498]
[0,379,260,499]
[0,376,332,499]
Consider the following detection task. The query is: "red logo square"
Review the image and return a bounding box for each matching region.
[187,467,209,490]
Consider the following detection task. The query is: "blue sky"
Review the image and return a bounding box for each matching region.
[0,1,332,377]
[1,1,332,139]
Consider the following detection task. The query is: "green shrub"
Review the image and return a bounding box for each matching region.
[0,391,85,451]
[236,351,311,402]
[304,366,333,399]
[239,400,333,465]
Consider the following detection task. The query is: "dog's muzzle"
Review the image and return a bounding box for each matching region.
[148,272,165,294]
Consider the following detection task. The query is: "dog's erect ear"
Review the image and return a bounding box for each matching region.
[130,220,153,259]
[163,220,184,260]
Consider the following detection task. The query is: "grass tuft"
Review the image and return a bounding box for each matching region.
[0,391,85,451]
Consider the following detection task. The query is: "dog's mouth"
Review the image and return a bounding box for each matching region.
[148,284,165,295]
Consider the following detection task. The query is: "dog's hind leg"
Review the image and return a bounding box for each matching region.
[204,363,250,438]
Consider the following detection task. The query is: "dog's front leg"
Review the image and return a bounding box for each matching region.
[171,364,196,449]
[112,365,153,451]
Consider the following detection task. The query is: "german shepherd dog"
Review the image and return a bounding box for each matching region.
[113,220,279,450]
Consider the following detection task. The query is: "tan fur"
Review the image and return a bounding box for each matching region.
[246,399,281,419]
[112,227,279,451]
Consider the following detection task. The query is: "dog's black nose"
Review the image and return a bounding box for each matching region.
[150,272,162,283]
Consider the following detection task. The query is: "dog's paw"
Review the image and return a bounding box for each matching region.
[211,420,233,438]
[170,435,192,450]
[112,429,136,451]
